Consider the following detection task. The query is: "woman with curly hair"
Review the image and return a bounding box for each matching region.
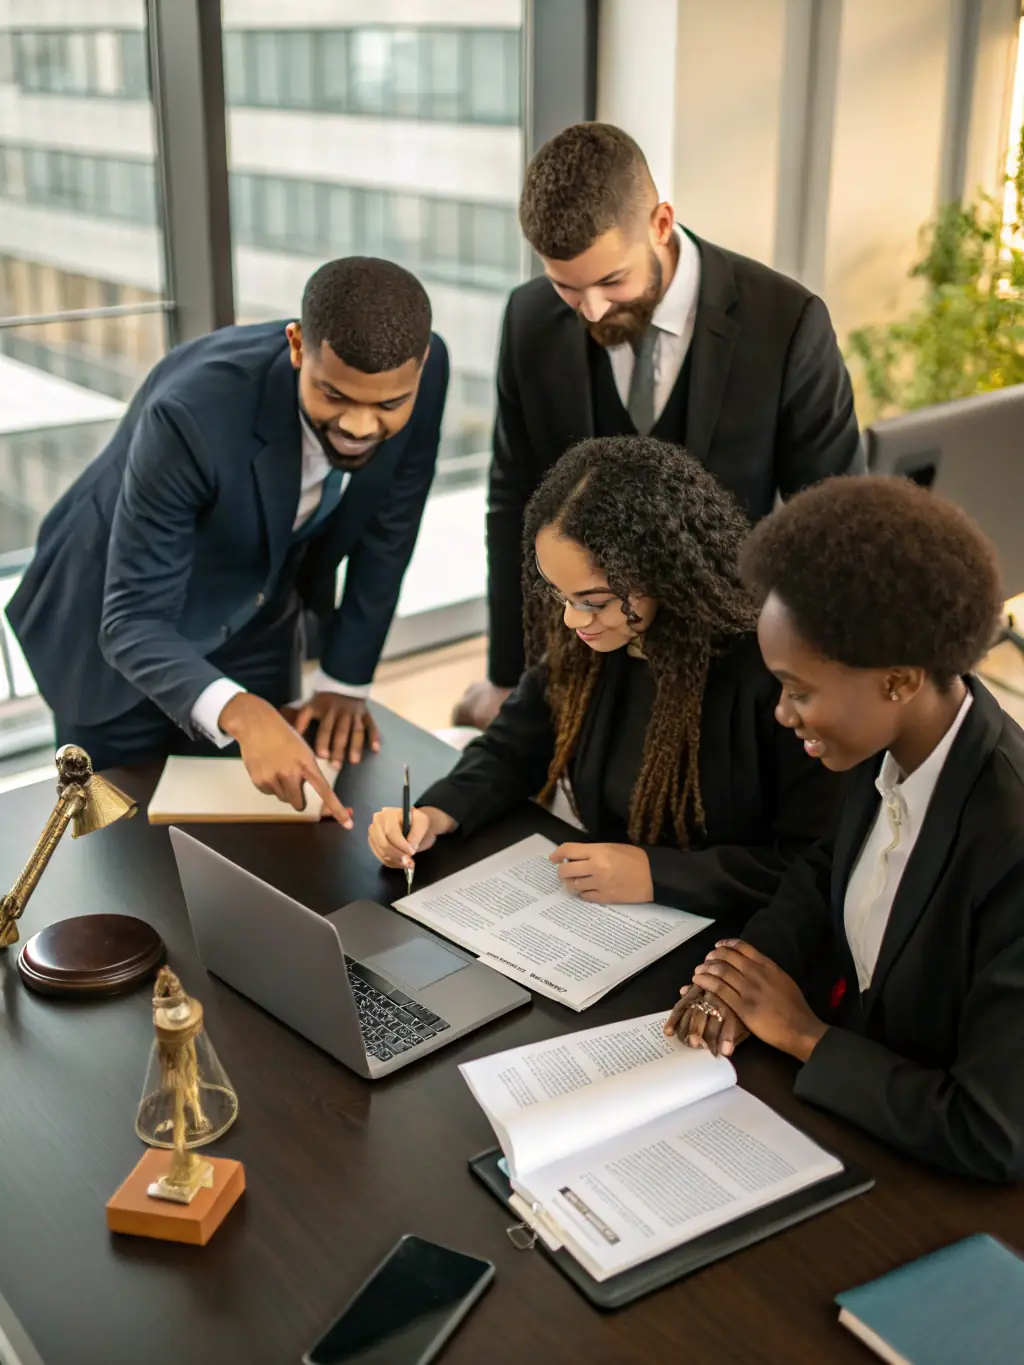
[368,436,838,916]
[669,475,1024,1180]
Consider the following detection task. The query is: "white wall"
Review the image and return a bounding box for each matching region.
[672,0,788,265]
[596,0,679,199]
[596,0,1021,344]
[823,0,953,334]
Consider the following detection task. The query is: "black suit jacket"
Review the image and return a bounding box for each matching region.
[6,322,449,728]
[420,635,840,921]
[487,233,862,685]
[741,678,1024,1182]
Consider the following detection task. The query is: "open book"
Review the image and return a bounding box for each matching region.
[393,833,712,1011]
[461,1014,843,1281]
[148,756,337,824]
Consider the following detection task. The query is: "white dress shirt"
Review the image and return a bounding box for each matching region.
[608,225,702,422]
[843,691,974,992]
[191,415,367,747]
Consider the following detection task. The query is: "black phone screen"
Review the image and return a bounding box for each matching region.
[303,1236,494,1365]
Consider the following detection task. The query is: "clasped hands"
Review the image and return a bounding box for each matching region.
[664,940,828,1065]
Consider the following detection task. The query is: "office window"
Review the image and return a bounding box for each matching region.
[0,4,167,549]
[389,193,427,269]
[428,199,464,278]
[467,30,520,123]
[252,31,281,105]
[319,31,349,109]
[0,143,158,225]
[389,31,423,119]
[120,31,149,99]
[323,184,355,255]
[220,25,521,126]
[349,30,390,116]
[10,28,150,99]
[223,5,524,650]
[424,31,462,121]
[230,173,255,244]
[94,32,123,95]
[229,171,519,295]
[64,32,89,94]
[279,31,314,109]
[223,31,247,104]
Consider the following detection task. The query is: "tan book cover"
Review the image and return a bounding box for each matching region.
[148,755,336,824]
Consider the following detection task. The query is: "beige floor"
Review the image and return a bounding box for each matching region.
[372,635,486,731]
[372,620,1024,735]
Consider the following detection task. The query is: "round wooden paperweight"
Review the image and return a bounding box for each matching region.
[17,914,166,997]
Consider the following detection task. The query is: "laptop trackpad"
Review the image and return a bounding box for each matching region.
[363,937,469,990]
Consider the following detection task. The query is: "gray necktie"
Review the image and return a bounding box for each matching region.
[627,326,658,435]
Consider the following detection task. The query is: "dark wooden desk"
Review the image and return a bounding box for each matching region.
[0,707,1020,1365]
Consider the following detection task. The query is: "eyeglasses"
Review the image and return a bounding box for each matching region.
[535,558,625,618]
[542,583,624,617]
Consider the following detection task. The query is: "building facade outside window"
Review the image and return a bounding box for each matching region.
[0,1,525,748]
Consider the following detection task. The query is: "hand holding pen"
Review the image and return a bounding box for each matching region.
[402,765,414,894]
[366,778,458,878]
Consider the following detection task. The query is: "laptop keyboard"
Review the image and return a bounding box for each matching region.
[345,958,451,1063]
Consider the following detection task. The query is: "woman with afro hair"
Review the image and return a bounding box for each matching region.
[671,474,1024,1181]
[369,436,839,919]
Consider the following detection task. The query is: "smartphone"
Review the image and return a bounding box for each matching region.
[301,1235,495,1365]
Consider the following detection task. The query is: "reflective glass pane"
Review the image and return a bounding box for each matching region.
[350,30,390,115]
[0,0,169,616]
[467,30,520,123]
[318,30,348,109]
[224,3,525,637]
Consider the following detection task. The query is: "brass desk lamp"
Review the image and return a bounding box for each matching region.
[3,745,165,996]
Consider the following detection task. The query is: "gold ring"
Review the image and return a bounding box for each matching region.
[697,998,724,1022]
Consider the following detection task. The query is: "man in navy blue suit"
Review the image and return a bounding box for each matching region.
[6,257,449,823]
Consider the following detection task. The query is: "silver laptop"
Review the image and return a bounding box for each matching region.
[169,828,529,1079]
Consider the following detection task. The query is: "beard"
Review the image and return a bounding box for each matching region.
[581,249,663,348]
[300,400,382,472]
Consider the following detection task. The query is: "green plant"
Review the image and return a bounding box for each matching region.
[847,122,1024,421]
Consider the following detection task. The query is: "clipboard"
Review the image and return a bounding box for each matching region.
[469,1145,873,1310]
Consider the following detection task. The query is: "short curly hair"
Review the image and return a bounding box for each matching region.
[524,436,756,846]
[519,123,656,261]
[300,257,431,374]
[740,476,1003,686]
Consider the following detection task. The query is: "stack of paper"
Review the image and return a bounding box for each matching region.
[393,833,713,1010]
[148,755,337,825]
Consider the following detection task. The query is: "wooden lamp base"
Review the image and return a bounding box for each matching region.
[18,914,165,997]
[106,1148,245,1246]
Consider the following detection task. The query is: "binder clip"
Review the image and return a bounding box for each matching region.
[506,1221,538,1251]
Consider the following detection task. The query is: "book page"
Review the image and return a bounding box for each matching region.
[460,1014,735,1177]
[394,834,712,1009]
[517,1086,844,1281]
[148,756,336,824]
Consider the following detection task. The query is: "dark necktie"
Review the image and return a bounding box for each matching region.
[295,467,346,541]
[627,326,659,435]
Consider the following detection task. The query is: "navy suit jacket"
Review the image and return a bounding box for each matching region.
[6,322,449,729]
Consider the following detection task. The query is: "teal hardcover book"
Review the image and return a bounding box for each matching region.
[835,1235,1024,1365]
